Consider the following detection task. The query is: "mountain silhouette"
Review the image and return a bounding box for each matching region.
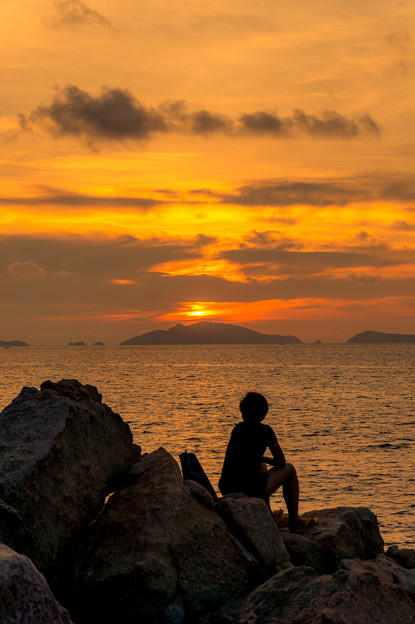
[347,330,415,343]
[120,321,302,345]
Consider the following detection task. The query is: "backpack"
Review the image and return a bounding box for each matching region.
[179,451,218,501]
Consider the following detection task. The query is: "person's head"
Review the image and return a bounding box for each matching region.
[239,392,268,423]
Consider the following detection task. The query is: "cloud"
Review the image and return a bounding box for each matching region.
[292,110,380,138]
[349,272,381,283]
[6,260,46,276]
[2,234,415,344]
[44,0,111,28]
[0,233,212,280]
[190,110,231,135]
[385,32,413,49]
[239,111,290,137]
[19,85,380,143]
[244,230,296,247]
[0,185,162,210]
[240,109,380,139]
[4,175,415,215]
[391,220,415,231]
[20,86,167,141]
[218,180,370,207]
[381,182,415,202]
[214,231,415,280]
[218,247,406,276]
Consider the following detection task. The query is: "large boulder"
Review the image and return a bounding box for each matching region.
[0,543,73,624]
[281,506,384,573]
[342,554,415,601]
[209,558,415,624]
[57,448,267,624]
[215,494,290,571]
[0,500,40,569]
[0,379,134,575]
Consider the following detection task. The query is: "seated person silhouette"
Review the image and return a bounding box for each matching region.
[218,391,317,533]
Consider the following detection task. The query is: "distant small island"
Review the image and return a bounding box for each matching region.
[347,330,415,344]
[93,342,105,346]
[0,340,29,347]
[67,341,86,346]
[120,321,302,345]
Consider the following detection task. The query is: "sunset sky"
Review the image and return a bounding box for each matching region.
[1,0,415,344]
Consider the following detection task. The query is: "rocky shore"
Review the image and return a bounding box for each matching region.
[0,379,414,623]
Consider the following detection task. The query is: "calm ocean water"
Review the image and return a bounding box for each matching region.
[1,344,414,548]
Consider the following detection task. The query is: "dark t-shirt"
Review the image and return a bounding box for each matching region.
[218,421,277,497]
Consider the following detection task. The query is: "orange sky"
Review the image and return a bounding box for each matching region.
[1,0,415,344]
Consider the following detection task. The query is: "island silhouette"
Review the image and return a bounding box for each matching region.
[120,321,302,345]
[347,330,415,343]
[0,340,29,347]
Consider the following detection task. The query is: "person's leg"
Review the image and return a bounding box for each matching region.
[258,463,272,510]
[265,462,310,531]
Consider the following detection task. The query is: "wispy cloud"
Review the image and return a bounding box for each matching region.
[4,175,415,213]
[43,0,111,29]
[6,260,46,276]
[217,180,370,207]
[19,85,380,143]
[0,186,162,210]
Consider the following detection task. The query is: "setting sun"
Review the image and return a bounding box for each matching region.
[187,305,207,318]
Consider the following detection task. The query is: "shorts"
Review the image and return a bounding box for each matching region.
[219,472,269,499]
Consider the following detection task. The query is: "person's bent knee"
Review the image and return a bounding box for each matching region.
[285,462,297,476]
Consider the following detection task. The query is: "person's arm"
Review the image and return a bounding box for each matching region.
[262,441,286,469]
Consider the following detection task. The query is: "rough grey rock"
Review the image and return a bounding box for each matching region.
[0,543,73,624]
[386,545,415,569]
[0,379,134,575]
[209,558,415,624]
[0,500,40,569]
[215,494,290,571]
[281,506,384,573]
[184,479,215,509]
[58,448,266,624]
[341,554,415,601]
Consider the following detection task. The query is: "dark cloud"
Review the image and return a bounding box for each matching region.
[114,272,415,305]
[3,263,415,314]
[218,181,370,207]
[0,186,162,210]
[44,0,111,28]
[20,86,167,140]
[4,176,415,214]
[244,230,297,247]
[190,110,232,135]
[239,111,291,136]
[240,109,380,138]
[381,182,415,202]
[218,247,407,276]
[391,220,415,231]
[292,109,380,138]
[0,233,211,279]
[19,85,380,143]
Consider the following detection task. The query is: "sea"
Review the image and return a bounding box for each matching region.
[1,343,414,549]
